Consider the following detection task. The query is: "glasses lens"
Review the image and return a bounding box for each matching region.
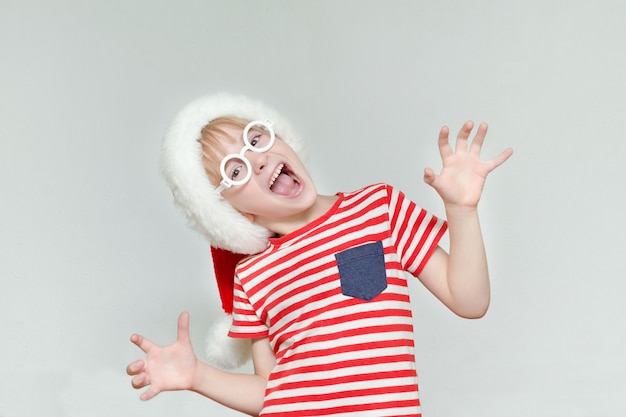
[222,155,249,185]
[244,121,274,152]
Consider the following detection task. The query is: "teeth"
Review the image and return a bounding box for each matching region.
[269,163,284,188]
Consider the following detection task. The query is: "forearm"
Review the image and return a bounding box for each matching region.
[444,205,490,318]
[420,120,511,317]
[192,361,267,416]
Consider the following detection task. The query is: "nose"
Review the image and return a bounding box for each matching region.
[245,150,267,174]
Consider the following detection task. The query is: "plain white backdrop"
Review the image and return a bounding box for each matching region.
[1,1,625,416]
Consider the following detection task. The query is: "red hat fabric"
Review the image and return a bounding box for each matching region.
[210,246,247,314]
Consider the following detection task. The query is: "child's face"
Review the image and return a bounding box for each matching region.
[215,123,318,225]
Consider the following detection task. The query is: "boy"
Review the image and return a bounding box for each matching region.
[127,93,513,416]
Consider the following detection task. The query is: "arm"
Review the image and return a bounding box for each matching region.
[192,335,275,415]
[418,121,512,318]
[126,312,275,416]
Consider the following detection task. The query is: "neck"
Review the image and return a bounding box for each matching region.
[255,194,338,237]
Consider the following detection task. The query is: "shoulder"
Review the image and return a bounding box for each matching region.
[343,182,395,198]
[338,183,405,214]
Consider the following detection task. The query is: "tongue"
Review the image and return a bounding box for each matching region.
[271,173,297,196]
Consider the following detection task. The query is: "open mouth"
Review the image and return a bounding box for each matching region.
[269,163,301,196]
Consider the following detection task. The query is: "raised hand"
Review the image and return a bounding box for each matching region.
[126,312,199,400]
[423,121,513,209]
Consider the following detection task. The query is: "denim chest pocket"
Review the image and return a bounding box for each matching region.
[335,241,388,301]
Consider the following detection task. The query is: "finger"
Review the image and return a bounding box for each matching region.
[126,360,145,376]
[131,372,148,389]
[455,121,474,152]
[487,148,514,171]
[469,122,488,154]
[437,126,453,159]
[423,167,436,186]
[140,386,161,401]
[130,333,154,354]
[177,311,191,344]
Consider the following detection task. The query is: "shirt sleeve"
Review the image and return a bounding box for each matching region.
[386,184,448,276]
[228,273,269,339]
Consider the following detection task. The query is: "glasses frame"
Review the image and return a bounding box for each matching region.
[215,120,275,194]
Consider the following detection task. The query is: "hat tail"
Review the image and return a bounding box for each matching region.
[206,246,252,369]
[204,314,252,370]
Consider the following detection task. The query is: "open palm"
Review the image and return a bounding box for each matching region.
[423,121,513,208]
[126,312,198,401]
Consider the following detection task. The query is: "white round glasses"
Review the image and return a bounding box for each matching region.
[215,120,275,194]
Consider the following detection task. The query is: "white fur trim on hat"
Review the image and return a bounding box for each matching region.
[204,315,252,370]
[160,93,305,254]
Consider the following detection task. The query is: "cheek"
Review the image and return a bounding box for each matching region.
[222,187,263,214]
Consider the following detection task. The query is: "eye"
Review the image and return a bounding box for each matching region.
[230,166,242,180]
[225,160,245,181]
[249,134,261,147]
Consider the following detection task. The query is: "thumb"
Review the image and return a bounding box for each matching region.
[177,311,191,344]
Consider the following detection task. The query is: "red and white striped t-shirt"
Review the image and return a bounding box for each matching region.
[229,183,447,417]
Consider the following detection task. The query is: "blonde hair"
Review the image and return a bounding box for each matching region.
[198,116,250,185]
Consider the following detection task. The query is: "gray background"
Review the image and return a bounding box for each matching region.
[1,1,624,416]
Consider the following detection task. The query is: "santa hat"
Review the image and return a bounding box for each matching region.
[160,93,305,369]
